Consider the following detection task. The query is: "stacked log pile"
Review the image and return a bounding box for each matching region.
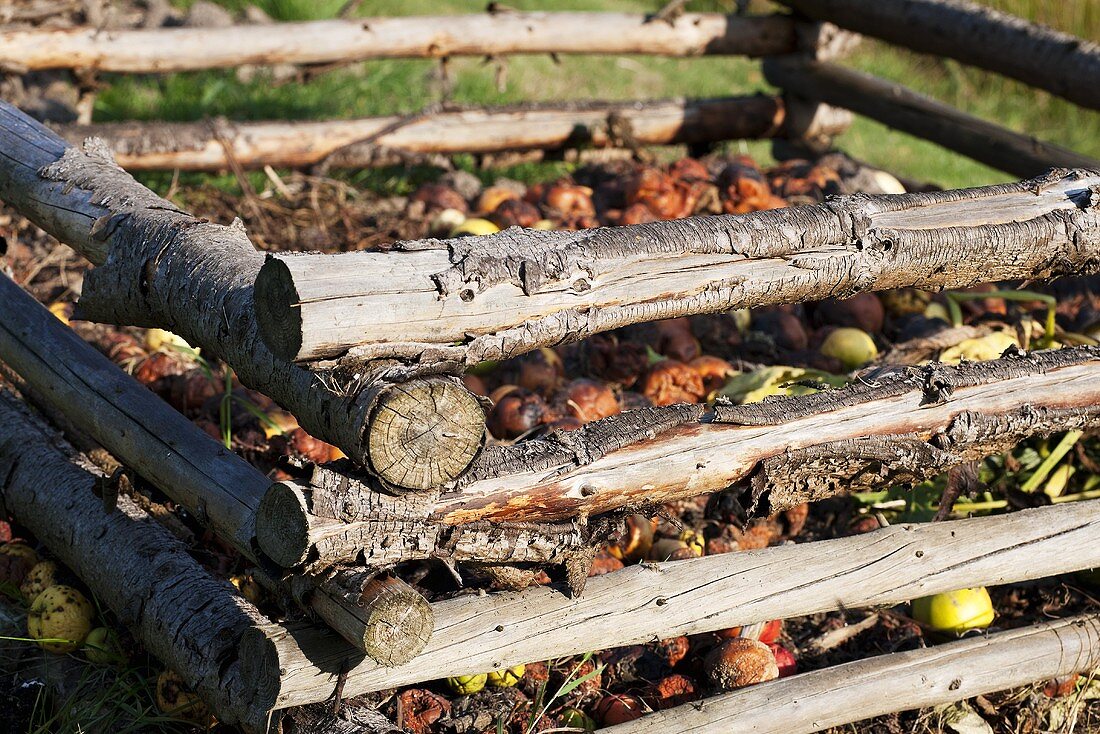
[3,92,1100,728]
[0,0,1099,730]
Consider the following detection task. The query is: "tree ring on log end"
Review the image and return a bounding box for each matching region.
[367,377,486,491]
[254,255,304,363]
[256,482,312,568]
[237,626,284,718]
[360,577,435,667]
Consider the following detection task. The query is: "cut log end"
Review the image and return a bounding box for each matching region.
[256,481,312,568]
[237,626,284,714]
[311,573,435,665]
[359,576,435,667]
[255,255,304,363]
[367,377,486,491]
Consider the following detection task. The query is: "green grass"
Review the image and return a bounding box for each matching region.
[99,0,1100,194]
[27,663,197,734]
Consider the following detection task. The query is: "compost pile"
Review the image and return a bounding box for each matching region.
[2,150,1100,733]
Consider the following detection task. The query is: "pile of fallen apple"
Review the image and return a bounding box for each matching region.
[5,150,1100,731]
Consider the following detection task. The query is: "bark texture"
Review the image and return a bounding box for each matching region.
[0,100,484,488]
[0,269,262,553]
[778,0,1100,111]
[283,704,398,734]
[258,347,1100,569]
[437,346,1100,523]
[0,274,431,659]
[58,96,785,171]
[257,472,598,594]
[748,405,1100,515]
[764,58,1100,178]
[256,168,1100,363]
[607,614,1100,733]
[0,390,279,732]
[250,498,1100,707]
[0,12,795,72]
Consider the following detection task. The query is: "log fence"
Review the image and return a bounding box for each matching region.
[3,2,1093,176]
[2,0,1100,731]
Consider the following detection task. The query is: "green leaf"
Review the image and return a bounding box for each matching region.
[557,663,605,698]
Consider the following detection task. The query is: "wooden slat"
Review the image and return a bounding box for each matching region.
[608,613,1100,733]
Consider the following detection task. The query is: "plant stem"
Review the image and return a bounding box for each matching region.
[1021,430,1082,493]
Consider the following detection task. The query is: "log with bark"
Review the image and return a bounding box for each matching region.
[0,388,279,732]
[606,614,1100,733]
[0,273,434,664]
[777,0,1100,111]
[256,346,1100,568]
[55,95,785,171]
[254,168,1100,363]
[763,58,1100,179]
[0,99,485,491]
[772,21,858,156]
[249,497,1100,707]
[0,12,795,72]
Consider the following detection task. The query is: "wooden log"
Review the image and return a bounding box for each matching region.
[607,613,1100,733]
[300,572,434,668]
[0,274,434,661]
[55,96,786,172]
[258,347,1100,567]
[248,498,1100,707]
[0,12,795,73]
[443,348,1100,523]
[764,58,1100,178]
[774,99,851,156]
[254,168,1100,364]
[774,22,857,156]
[257,475,593,579]
[0,275,262,553]
[283,704,399,734]
[0,389,279,732]
[777,0,1100,111]
[0,100,485,490]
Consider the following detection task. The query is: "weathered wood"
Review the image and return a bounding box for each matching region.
[0,100,485,489]
[0,274,261,553]
[56,96,786,171]
[775,22,857,155]
[254,168,1100,364]
[441,347,1100,524]
[367,377,486,492]
[0,12,795,72]
[256,469,594,579]
[0,389,279,732]
[300,572,434,667]
[764,58,1100,178]
[259,348,1100,567]
[608,614,1100,733]
[0,274,433,659]
[283,704,399,734]
[777,0,1100,111]
[248,498,1100,707]
[775,99,851,156]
